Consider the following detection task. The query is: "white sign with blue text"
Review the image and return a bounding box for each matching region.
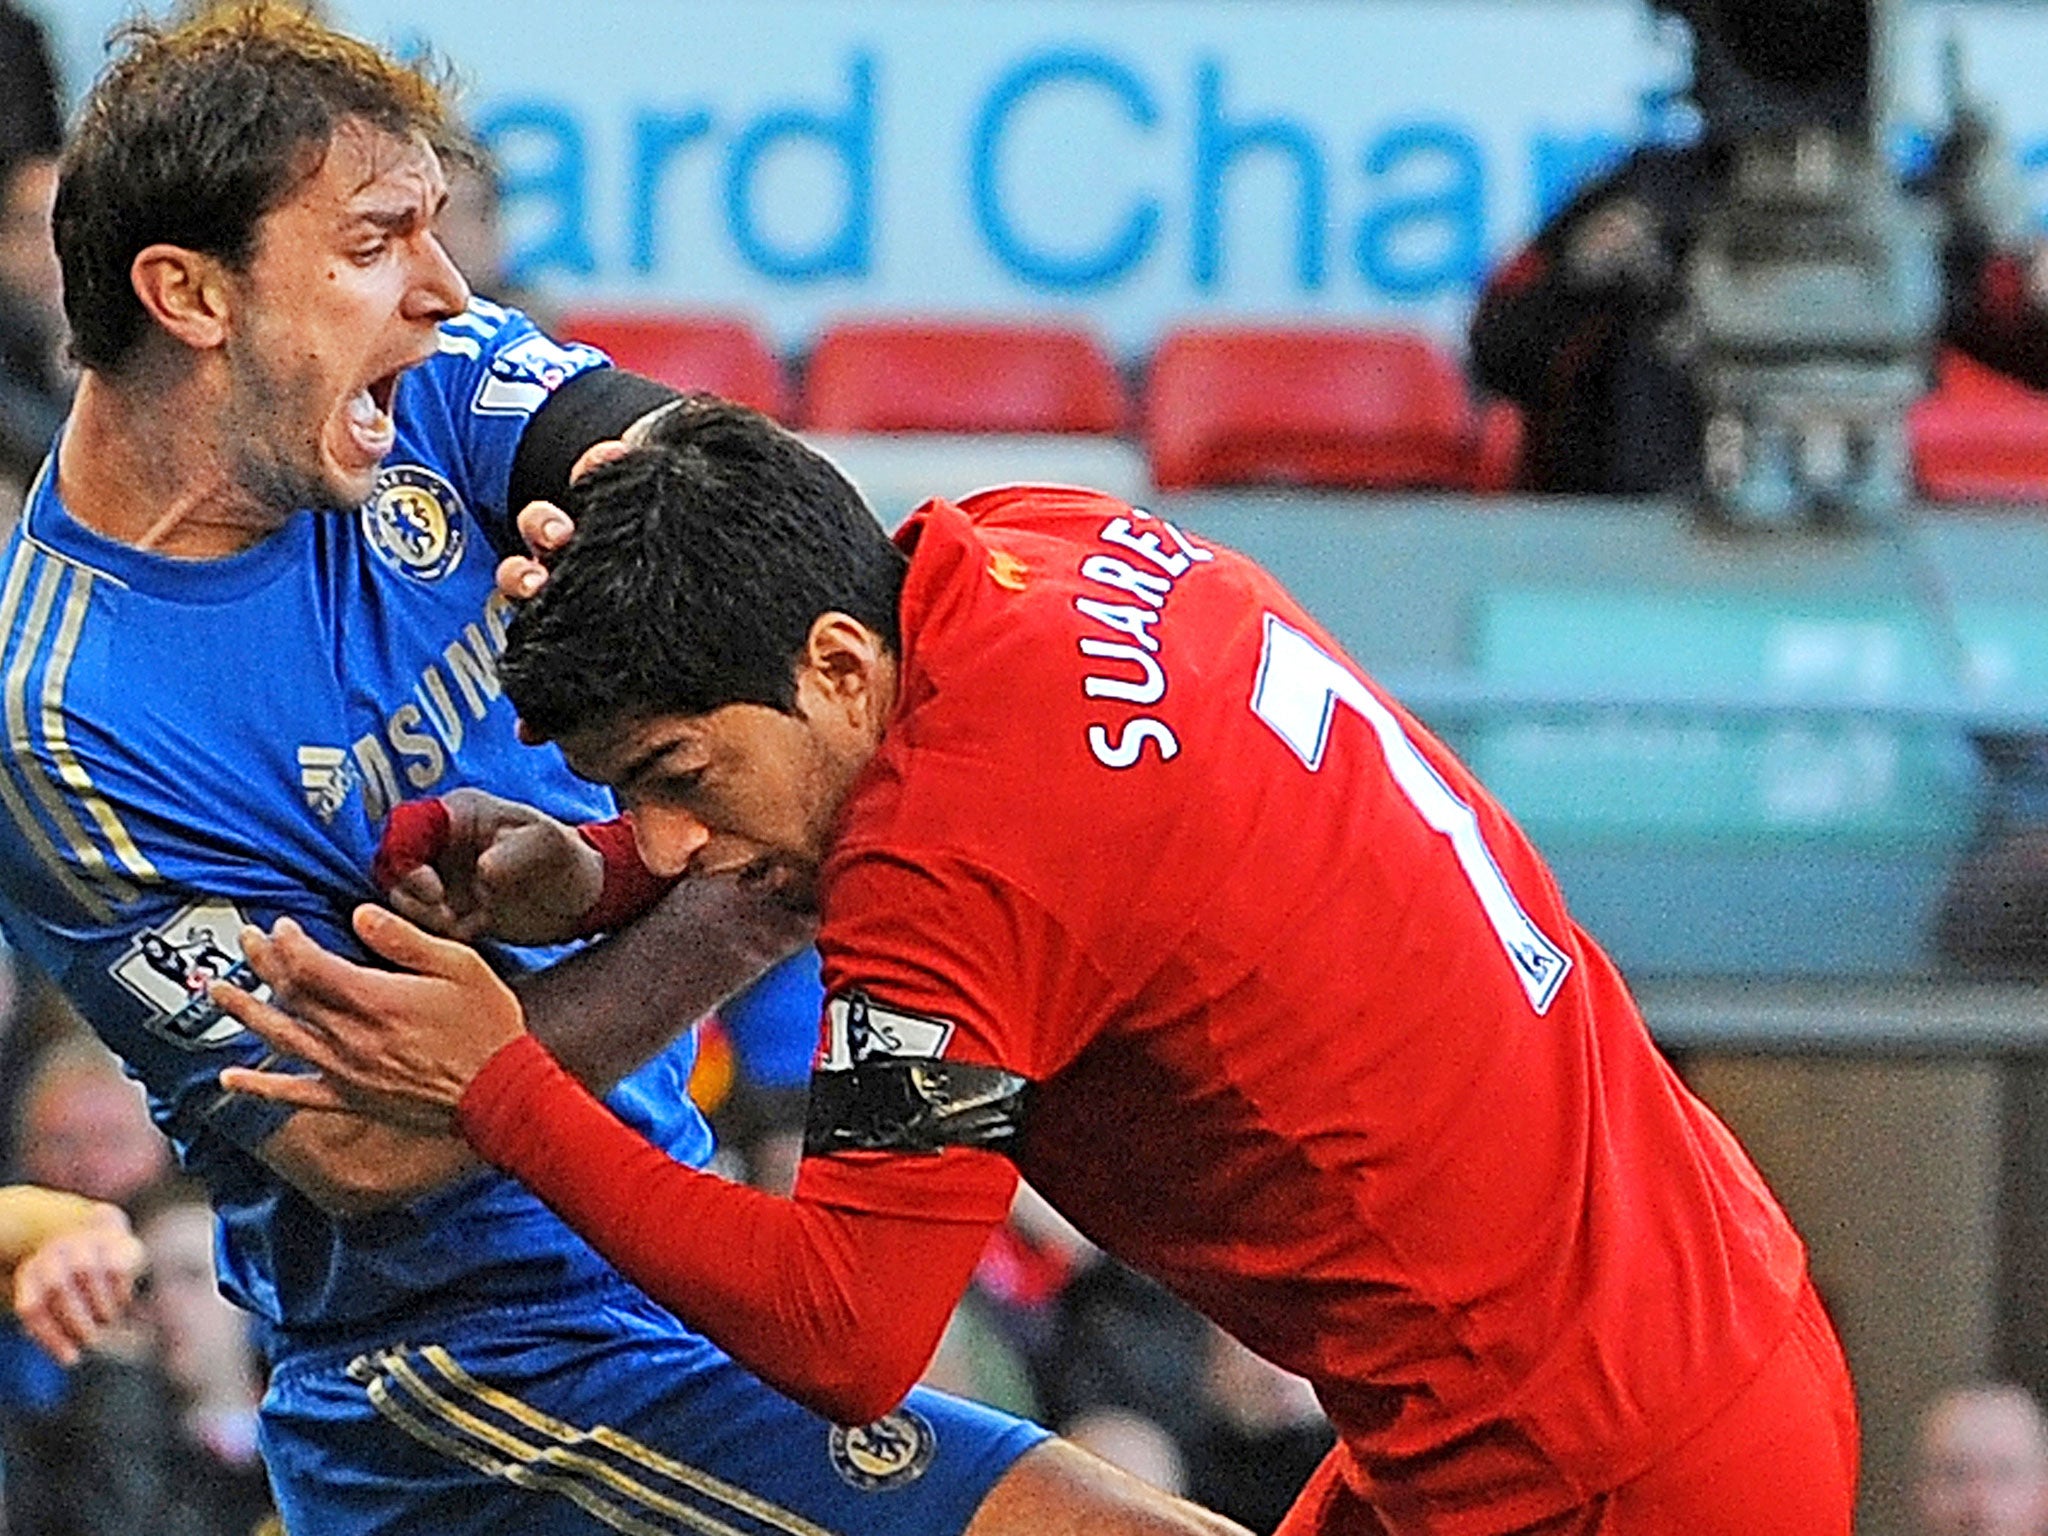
[40,0,2048,353]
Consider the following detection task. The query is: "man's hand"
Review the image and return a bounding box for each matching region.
[13,1204,145,1366]
[498,427,633,604]
[213,907,528,1133]
[377,789,605,945]
[497,498,576,604]
[499,397,682,606]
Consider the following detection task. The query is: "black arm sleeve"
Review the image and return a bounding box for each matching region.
[506,368,682,514]
[803,1060,1032,1157]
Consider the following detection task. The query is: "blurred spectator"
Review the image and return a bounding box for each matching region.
[0,0,67,526]
[0,148,73,503]
[0,1038,171,1476]
[1186,1328,1334,1536]
[1469,0,2048,499]
[0,1188,146,1535]
[1469,157,1706,495]
[11,1037,171,1206]
[128,1177,275,1535]
[1032,1248,1213,1453]
[0,977,97,1179]
[1911,1382,2048,1536]
[919,1183,1209,1494]
[1468,139,2048,494]
[940,1184,1084,1415]
[4,1177,275,1536]
[973,1188,1213,1481]
[0,3,61,168]
[931,1186,1330,1519]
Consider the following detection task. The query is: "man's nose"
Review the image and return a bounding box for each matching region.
[406,231,472,324]
[632,807,712,878]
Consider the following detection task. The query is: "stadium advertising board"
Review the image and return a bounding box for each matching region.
[39,0,2048,352]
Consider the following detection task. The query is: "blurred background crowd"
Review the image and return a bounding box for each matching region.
[12,1,2048,1533]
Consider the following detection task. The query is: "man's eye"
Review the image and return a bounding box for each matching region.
[631,766,702,806]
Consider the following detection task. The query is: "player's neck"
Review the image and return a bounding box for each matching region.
[57,368,285,559]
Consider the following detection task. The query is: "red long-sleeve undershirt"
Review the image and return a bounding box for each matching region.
[457,1034,1003,1425]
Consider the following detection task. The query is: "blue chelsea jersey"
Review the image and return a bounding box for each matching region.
[0,301,714,1340]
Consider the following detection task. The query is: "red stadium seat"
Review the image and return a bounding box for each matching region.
[556,309,790,419]
[802,319,1128,434]
[1145,327,1481,492]
[1911,349,2048,505]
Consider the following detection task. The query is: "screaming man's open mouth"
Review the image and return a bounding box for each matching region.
[344,367,404,462]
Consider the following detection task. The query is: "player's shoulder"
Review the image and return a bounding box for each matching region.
[904,483,1238,676]
[915,485,1216,597]
[413,297,608,416]
[948,482,1137,539]
[0,511,123,674]
[875,488,1237,828]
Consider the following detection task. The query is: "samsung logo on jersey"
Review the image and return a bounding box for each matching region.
[344,593,516,824]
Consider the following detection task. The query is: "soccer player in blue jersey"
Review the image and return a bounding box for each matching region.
[0,8,1245,1536]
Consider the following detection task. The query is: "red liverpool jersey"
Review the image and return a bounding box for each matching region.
[801,486,1811,1534]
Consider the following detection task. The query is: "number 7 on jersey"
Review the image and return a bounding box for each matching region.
[1250,613,1573,1014]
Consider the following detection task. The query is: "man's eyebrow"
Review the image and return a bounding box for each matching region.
[616,740,693,791]
[352,190,449,232]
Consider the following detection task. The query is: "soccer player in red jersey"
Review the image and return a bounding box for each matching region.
[216,396,1861,1536]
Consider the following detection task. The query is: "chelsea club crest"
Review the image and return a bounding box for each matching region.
[828,1408,937,1491]
[362,464,467,581]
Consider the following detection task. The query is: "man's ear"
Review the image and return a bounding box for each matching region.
[129,244,232,352]
[802,613,887,706]
[798,614,880,684]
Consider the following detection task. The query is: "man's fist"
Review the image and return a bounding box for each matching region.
[374,789,605,945]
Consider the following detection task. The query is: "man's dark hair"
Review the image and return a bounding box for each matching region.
[55,1,465,374]
[501,394,907,743]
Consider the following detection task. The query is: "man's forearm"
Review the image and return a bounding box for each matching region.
[259,1109,476,1218]
[254,872,810,1217]
[458,1035,991,1425]
[516,870,815,1093]
[0,1186,104,1275]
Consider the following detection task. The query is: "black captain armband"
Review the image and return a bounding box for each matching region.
[506,368,684,513]
[803,1061,1032,1157]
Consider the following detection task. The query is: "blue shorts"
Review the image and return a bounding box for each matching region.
[260,1279,1049,1536]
